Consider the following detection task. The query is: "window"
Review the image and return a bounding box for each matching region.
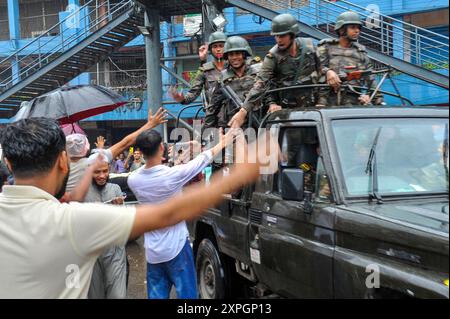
[314,157,331,203]
[275,126,320,195]
[332,118,449,197]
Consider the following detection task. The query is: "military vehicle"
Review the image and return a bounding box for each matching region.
[188,106,449,299]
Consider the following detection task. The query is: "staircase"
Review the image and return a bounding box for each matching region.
[227,0,449,90]
[0,0,145,116]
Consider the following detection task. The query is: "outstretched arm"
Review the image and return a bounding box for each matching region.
[168,128,235,186]
[129,132,279,239]
[109,108,167,159]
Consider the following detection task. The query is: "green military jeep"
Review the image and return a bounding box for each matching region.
[189,106,449,299]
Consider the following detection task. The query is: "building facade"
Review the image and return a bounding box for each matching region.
[0,0,448,138]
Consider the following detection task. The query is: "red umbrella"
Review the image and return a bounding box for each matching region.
[11,85,128,124]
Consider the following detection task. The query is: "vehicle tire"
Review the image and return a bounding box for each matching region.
[196,238,227,299]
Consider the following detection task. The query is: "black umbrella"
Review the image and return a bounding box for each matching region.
[11,85,128,124]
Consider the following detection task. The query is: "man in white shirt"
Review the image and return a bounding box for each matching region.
[128,129,233,299]
[0,118,274,298]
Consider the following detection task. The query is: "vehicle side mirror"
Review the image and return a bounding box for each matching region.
[281,169,304,201]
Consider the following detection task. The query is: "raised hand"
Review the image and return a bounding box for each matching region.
[147,107,168,129]
[95,136,105,149]
[169,86,185,103]
[199,44,208,62]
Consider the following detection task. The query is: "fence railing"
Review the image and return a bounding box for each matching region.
[249,0,449,70]
[0,0,135,92]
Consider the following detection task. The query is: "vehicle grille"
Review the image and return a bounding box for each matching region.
[249,209,263,225]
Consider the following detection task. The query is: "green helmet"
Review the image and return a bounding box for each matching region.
[224,36,253,59]
[208,31,227,51]
[334,11,362,31]
[271,13,300,36]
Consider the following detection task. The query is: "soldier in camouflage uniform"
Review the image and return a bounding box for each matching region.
[209,36,262,129]
[228,13,319,129]
[169,31,227,128]
[316,11,384,106]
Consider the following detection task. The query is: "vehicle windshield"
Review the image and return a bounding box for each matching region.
[332,118,449,197]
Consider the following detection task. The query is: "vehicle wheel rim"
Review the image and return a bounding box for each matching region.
[200,260,216,298]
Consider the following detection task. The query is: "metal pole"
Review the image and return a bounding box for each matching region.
[315,0,319,28]
[160,54,199,61]
[145,8,165,141]
[368,72,389,104]
[415,29,419,64]
[96,0,98,30]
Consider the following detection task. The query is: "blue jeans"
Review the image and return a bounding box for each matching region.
[146,239,198,299]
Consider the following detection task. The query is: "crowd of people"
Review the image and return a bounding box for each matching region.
[0,102,273,299]
[0,11,384,299]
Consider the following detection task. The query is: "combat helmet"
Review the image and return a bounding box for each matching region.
[334,11,362,31]
[224,36,253,59]
[271,13,300,36]
[208,31,228,52]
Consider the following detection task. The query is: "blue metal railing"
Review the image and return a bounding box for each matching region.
[258,0,449,71]
[0,0,136,92]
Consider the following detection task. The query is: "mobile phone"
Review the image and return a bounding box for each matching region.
[162,142,169,164]
[103,194,127,204]
[103,198,115,204]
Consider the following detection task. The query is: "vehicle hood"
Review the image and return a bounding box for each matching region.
[356,200,449,235]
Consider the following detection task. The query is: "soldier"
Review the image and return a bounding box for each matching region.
[316,11,384,107]
[169,31,228,129]
[209,36,262,129]
[228,13,318,129]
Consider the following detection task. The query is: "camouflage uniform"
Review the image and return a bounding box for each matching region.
[210,58,262,128]
[181,62,223,128]
[180,31,227,129]
[316,39,383,106]
[242,37,319,113]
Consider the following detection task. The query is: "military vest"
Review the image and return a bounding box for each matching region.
[202,62,223,102]
[318,39,369,86]
[268,37,317,87]
[219,61,262,122]
[221,62,261,104]
[268,37,317,107]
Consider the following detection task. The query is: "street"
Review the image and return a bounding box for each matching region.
[126,236,177,299]
[125,237,147,299]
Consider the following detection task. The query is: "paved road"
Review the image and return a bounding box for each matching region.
[125,236,147,299]
[125,236,176,299]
